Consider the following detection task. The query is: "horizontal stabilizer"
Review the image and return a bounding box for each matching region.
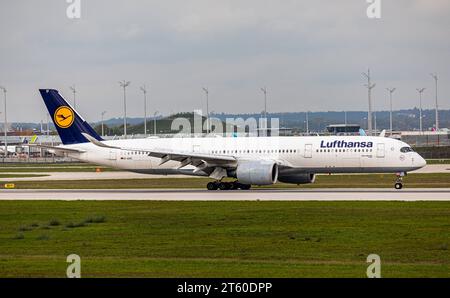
[28,144,85,153]
[81,133,120,149]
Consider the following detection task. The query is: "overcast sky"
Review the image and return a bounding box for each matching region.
[1,0,449,123]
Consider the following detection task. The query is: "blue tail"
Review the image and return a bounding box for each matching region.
[39,89,103,145]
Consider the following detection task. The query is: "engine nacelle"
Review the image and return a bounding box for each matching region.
[236,160,278,185]
[277,173,316,184]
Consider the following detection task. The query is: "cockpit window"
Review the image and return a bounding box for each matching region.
[400,147,414,153]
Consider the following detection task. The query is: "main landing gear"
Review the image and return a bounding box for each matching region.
[394,172,406,190]
[206,181,251,191]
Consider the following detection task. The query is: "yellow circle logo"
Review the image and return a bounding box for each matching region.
[54,106,75,128]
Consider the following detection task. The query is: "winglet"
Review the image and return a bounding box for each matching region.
[379,129,386,137]
[359,128,367,136]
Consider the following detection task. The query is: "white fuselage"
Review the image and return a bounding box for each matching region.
[60,135,426,176]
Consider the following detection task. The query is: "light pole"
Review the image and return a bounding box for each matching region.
[46,113,50,136]
[101,111,107,137]
[0,86,6,157]
[305,111,309,135]
[374,111,377,133]
[430,73,439,131]
[69,85,77,109]
[416,88,426,133]
[153,111,159,136]
[386,88,396,132]
[362,69,376,136]
[140,85,148,137]
[260,87,267,119]
[260,87,268,136]
[119,80,131,139]
[202,87,209,133]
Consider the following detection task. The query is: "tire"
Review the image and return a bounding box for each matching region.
[240,184,251,190]
[230,182,239,190]
[394,182,403,190]
[218,182,229,190]
[207,182,218,190]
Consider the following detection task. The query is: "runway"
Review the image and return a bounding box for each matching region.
[1,164,449,181]
[1,188,449,201]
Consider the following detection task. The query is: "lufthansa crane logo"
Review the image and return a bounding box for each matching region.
[54,106,75,128]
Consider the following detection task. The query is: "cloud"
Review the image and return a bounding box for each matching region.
[0,0,449,122]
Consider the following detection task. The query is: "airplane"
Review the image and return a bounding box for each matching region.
[36,89,426,190]
[0,146,19,155]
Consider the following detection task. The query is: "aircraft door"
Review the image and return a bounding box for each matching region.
[376,143,385,158]
[109,150,117,160]
[108,149,118,167]
[304,144,312,158]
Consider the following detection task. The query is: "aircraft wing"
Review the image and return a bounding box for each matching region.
[81,133,237,171]
[146,149,236,166]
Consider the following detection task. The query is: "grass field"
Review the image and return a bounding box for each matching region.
[0,163,86,167]
[425,159,450,164]
[2,173,450,189]
[0,201,448,277]
[0,163,116,173]
[0,174,49,179]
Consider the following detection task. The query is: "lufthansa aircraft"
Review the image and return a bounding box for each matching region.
[37,89,426,190]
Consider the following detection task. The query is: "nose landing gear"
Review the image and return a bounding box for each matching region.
[206,181,251,191]
[394,172,406,189]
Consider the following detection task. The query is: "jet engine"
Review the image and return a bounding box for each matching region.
[277,173,316,184]
[235,160,278,185]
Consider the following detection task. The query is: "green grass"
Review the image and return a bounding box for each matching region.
[0,168,116,173]
[0,163,93,167]
[0,201,448,277]
[426,159,450,164]
[0,163,117,172]
[2,173,450,189]
[0,166,116,173]
[0,174,49,179]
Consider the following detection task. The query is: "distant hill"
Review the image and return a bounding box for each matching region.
[10,108,450,135]
[210,109,450,132]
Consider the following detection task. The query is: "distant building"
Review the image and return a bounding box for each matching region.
[326,124,360,135]
[396,131,450,147]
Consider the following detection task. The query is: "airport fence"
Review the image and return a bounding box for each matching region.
[402,133,450,147]
[0,157,80,164]
[414,146,450,159]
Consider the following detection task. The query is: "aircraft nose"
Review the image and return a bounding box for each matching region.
[416,154,427,168]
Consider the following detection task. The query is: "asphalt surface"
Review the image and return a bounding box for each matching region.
[1,164,449,181]
[0,188,449,201]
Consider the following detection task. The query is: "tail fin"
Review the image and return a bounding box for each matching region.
[39,89,103,145]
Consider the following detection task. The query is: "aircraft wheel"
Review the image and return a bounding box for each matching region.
[240,184,251,190]
[218,182,231,190]
[207,182,218,190]
[230,182,239,190]
[394,182,403,190]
